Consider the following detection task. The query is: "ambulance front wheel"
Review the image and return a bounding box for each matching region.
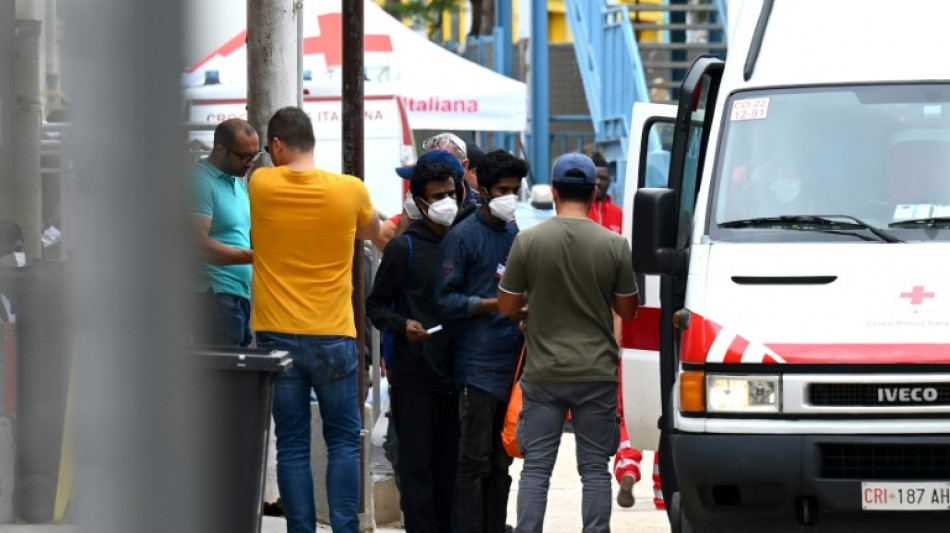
[670,491,699,533]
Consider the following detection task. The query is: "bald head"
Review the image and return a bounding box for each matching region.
[209,118,260,177]
[213,118,257,150]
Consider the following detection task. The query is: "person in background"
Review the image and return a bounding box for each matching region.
[438,149,528,533]
[586,151,645,508]
[367,153,463,533]
[462,142,486,206]
[498,153,638,533]
[188,118,259,347]
[0,221,25,325]
[588,152,622,233]
[377,132,475,251]
[250,107,380,533]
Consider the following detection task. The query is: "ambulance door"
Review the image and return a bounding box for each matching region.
[620,102,676,453]
[630,55,725,510]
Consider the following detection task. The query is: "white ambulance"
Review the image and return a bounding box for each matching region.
[622,1,950,531]
[184,82,415,218]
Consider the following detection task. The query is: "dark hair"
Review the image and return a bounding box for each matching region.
[0,220,23,257]
[410,162,455,200]
[554,176,595,203]
[477,150,529,190]
[590,151,608,168]
[267,107,315,152]
[213,119,256,149]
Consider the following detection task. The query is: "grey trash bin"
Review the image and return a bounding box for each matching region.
[191,347,291,533]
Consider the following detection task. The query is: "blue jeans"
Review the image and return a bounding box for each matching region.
[515,381,619,533]
[193,291,253,347]
[256,332,361,533]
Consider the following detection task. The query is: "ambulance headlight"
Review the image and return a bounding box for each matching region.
[706,374,780,413]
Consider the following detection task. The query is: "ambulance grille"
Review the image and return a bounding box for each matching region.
[809,383,950,406]
[820,444,950,480]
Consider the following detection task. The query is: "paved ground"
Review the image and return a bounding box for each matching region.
[263,433,671,532]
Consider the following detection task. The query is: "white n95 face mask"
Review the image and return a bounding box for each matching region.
[488,194,518,222]
[404,192,422,220]
[421,197,458,227]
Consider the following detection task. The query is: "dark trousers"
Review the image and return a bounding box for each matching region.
[193,291,253,347]
[390,385,460,533]
[457,384,513,533]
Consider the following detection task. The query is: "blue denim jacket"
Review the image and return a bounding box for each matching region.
[437,211,523,400]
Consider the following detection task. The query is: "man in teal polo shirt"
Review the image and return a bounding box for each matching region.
[189,118,259,347]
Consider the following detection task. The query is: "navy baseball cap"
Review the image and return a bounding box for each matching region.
[551,152,596,184]
[395,149,465,184]
[466,143,486,170]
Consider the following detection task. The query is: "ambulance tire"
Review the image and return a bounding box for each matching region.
[670,492,699,533]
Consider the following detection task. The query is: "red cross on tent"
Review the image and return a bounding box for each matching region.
[304,13,393,68]
[187,13,394,74]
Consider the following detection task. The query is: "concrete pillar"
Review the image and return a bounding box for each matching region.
[0,0,16,221]
[14,19,42,263]
[44,0,59,110]
[62,0,196,530]
[246,0,296,153]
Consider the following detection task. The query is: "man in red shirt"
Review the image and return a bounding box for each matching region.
[586,152,664,510]
[588,153,623,233]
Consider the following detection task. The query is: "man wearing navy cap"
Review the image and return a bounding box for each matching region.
[377,133,473,250]
[497,153,639,533]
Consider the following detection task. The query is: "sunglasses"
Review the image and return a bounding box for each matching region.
[422,137,465,159]
[225,146,263,165]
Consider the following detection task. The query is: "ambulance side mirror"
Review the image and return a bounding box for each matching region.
[632,188,685,275]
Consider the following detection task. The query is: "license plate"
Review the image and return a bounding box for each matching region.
[862,482,950,510]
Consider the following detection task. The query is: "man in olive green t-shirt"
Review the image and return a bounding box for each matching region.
[498,153,638,533]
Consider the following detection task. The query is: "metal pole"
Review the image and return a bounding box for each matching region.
[247,0,296,154]
[15,18,43,263]
[295,0,304,109]
[493,0,513,149]
[341,0,367,516]
[530,0,550,183]
[369,245,381,428]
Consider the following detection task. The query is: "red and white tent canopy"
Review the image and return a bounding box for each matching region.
[184,0,527,132]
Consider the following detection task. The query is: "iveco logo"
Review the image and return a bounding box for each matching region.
[877,387,939,403]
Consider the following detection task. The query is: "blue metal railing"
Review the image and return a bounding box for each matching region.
[601,5,650,153]
[564,0,603,127]
[520,115,595,186]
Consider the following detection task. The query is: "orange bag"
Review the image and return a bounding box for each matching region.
[501,345,526,459]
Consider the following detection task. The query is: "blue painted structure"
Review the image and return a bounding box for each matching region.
[529,0,550,185]
[564,0,649,201]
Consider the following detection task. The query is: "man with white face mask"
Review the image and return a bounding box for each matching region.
[0,221,25,325]
[367,154,462,533]
[437,149,529,533]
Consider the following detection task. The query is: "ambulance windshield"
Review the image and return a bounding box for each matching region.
[711,84,950,242]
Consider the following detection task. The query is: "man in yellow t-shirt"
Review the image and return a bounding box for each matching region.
[250,106,380,533]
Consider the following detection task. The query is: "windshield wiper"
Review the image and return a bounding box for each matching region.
[889,216,950,228]
[719,215,903,243]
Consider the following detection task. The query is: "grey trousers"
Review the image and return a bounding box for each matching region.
[515,381,620,533]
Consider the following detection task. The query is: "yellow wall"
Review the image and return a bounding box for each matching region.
[376,0,667,45]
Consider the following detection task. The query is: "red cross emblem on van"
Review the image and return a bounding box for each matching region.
[900,286,935,305]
